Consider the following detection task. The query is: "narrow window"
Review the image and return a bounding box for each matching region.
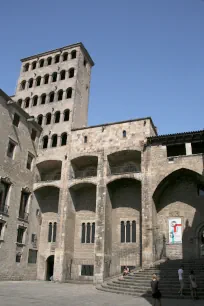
[46,113,51,125]
[17,99,22,107]
[132,221,136,243]
[0,222,3,239]
[49,92,55,103]
[7,140,16,159]
[60,70,66,80]
[81,223,85,243]
[55,54,60,63]
[44,74,49,84]
[52,72,57,82]
[31,129,37,141]
[63,52,68,61]
[64,109,70,121]
[91,223,95,243]
[121,221,125,243]
[84,136,87,143]
[17,227,25,244]
[0,180,10,214]
[48,222,52,242]
[84,59,87,67]
[32,61,37,70]
[36,76,41,86]
[54,111,60,123]
[86,222,91,243]
[123,130,126,138]
[28,250,38,264]
[25,98,30,108]
[41,94,46,104]
[58,90,63,101]
[53,222,57,242]
[69,68,74,78]
[24,63,29,72]
[13,113,20,127]
[19,191,29,221]
[16,253,21,262]
[26,153,33,170]
[28,78,33,88]
[42,136,48,149]
[37,115,43,126]
[61,133,67,146]
[47,57,52,65]
[33,96,38,106]
[39,59,44,67]
[66,87,72,99]
[51,134,58,147]
[71,50,76,59]
[126,221,130,243]
[20,81,26,90]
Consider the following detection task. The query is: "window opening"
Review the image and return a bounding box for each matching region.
[13,113,20,127]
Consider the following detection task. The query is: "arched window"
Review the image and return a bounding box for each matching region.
[71,50,76,59]
[41,94,46,105]
[20,80,26,90]
[36,76,41,86]
[48,222,52,242]
[52,72,57,82]
[86,223,91,243]
[61,133,67,146]
[91,222,95,243]
[123,130,126,138]
[81,223,86,243]
[17,99,22,107]
[47,57,52,65]
[126,221,130,243]
[28,78,33,88]
[24,98,30,108]
[66,87,72,99]
[58,90,63,101]
[24,63,29,72]
[44,74,49,84]
[55,54,60,63]
[37,114,43,126]
[132,221,136,243]
[51,134,58,147]
[69,68,75,78]
[121,221,125,243]
[46,113,51,125]
[53,222,57,242]
[54,111,60,123]
[64,109,70,121]
[84,136,87,143]
[49,92,55,103]
[62,52,68,61]
[60,70,66,80]
[32,96,38,106]
[39,59,44,67]
[42,135,48,149]
[32,61,37,70]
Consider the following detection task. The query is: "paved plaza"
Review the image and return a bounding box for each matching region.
[0,281,202,306]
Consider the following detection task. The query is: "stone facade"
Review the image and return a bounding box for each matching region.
[0,42,204,284]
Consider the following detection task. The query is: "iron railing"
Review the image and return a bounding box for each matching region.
[0,205,9,215]
[109,165,140,175]
[18,212,29,222]
[74,169,97,179]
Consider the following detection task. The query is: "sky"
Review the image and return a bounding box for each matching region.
[0,0,204,135]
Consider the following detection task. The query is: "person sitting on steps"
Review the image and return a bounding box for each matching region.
[123,266,130,277]
[189,270,198,300]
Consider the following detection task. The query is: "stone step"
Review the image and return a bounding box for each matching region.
[112,280,204,288]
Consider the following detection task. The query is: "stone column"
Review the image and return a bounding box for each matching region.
[185,143,192,155]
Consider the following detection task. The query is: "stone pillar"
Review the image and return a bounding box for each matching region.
[94,151,106,284]
[185,143,192,155]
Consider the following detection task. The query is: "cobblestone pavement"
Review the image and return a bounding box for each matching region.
[0,281,202,306]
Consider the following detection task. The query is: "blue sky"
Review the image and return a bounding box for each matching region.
[0,0,204,134]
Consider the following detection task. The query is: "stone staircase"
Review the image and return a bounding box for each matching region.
[97,259,204,299]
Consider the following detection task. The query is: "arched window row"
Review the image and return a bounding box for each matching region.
[81,222,95,244]
[37,109,70,126]
[121,220,136,243]
[17,88,72,110]
[19,68,75,90]
[42,132,68,149]
[48,222,57,242]
[22,50,77,72]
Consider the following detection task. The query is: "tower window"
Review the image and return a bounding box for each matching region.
[26,153,34,170]
[20,81,26,90]
[84,136,87,143]
[121,221,125,243]
[17,99,22,107]
[48,222,52,242]
[61,133,67,146]
[42,136,48,149]
[54,111,60,123]
[123,130,126,138]
[53,222,57,242]
[41,94,46,105]
[81,222,95,244]
[31,129,37,141]
[69,68,75,78]
[58,90,63,101]
[52,72,57,82]
[66,88,72,99]
[44,74,49,84]
[7,140,16,159]
[32,96,38,106]
[81,223,85,243]
[60,70,66,80]
[25,98,30,108]
[47,57,52,66]
[46,113,52,125]
[28,78,33,88]
[71,50,76,59]
[64,109,70,121]
[13,113,20,127]
[37,115,43,126]
[32,61,37,70]
[51,134,58,147]
[39,59,44,67]
[24,63,29,72]
[36,76,41,86]
[62,52,68,61]
[55,54,60,63]
[49,92,55,103]
[0,179,10,214]
[84,59,87,67]
[17,227,26,244]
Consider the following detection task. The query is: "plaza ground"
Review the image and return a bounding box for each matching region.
[0,281,202,306]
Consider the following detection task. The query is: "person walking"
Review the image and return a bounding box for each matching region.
[151,274,161,306]
[178,265,184,296]
[189,270,198,300]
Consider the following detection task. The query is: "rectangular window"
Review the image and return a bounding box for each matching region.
[26,153,34,170]
[166,144,186,158]
[81,265,94,276]
[121,220,136,243]
[192,142,204,155]
[17,227,26,244]
[0,181,10,214]
[28,249,38,264]
[31,129,37,141]
[7,140,16,159]
[19,191,29,221]
[13,113,20,127]
[16,253,21,263]
[0,222,4,240]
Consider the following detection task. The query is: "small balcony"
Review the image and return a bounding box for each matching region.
[0,205,9,216]
[18,212,29,222]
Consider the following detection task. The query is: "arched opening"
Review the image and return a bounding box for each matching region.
[41,94,46,105]
[42,136,48,149]
[57,90,63,101]
[24,98,30,108]
[71,50,76,59]
[69,68,75,78]
[33,96,38,106]
[54,111,60,123]
[51,134,58,147]
[123,130,126,138]
[20,80,26,90]
[55,54,60,63]
[66,87,72,99]
[64,109,70,121]
[46,113,51,125]
[28,78,33,88]
[108,150,141,175]
[36,76,41,86]
[24,63,29,72]
[62,52,68,61]
[52,72,57,82]
[60,70,66,80]
[37,114,43,126]
[44,74,49,84]
[39,59,44,67]
[46,255,54,281]
[49,92,55,103]
[35,160,62,182]
[71,156,98,179]
[32,61,37,70]
[61,133,67,146]
[47,57,52,66]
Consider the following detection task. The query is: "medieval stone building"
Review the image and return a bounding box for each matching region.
[0,43,204,284]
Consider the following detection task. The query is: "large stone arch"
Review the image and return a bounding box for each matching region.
[35,160,62,182]
[70,156,98,179]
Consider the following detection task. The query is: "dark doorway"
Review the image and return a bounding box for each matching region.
[46,255,54,280]
[199,226,204,258]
